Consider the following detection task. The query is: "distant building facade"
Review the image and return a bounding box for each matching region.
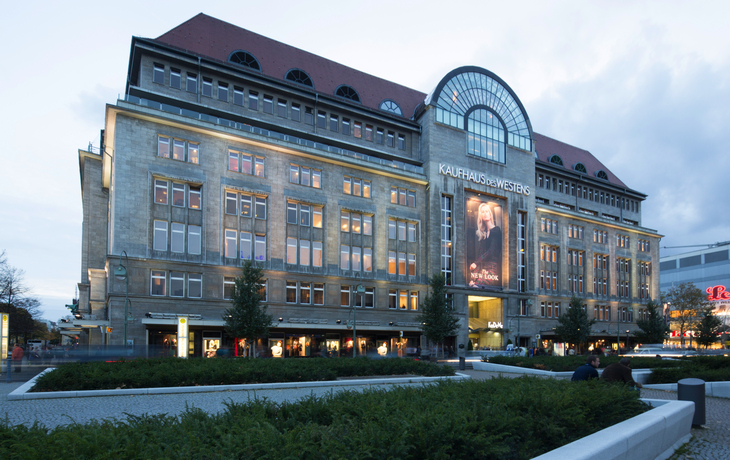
[660,243,730,345]
[69,14,662,357]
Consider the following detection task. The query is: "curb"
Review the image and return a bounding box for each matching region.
[9,370,471,401]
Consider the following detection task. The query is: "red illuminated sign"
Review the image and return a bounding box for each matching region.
[706,285,730,301]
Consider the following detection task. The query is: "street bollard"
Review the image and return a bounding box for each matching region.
[677,378,705,426]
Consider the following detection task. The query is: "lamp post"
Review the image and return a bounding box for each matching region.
[349,285,365,358]
[114,251,131,347]
[617,307,622,352]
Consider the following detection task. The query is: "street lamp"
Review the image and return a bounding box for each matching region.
[348,285,365,358]
[114,250,131,347]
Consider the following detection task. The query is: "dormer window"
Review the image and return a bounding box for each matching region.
[596,170,609,180]
[229,51,261,71]
[285,69,313,88]
[335,85,360,103]
[574,163,587,173]
[549,155,564,166]
[379,99,403,116]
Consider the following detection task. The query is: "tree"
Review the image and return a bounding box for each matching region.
[665,282,710,347]
[0,250,43,318]
[417,274,459,357]
[634,299,670,345]
[694,307,722,349]
[555,296,595,353]
[222,260,272,357]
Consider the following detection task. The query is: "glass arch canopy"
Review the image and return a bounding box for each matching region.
[431,69,532,151]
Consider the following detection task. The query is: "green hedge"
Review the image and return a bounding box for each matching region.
[4,378,648,460]
[647,356,730,384]
[486,355,670,372]
[31,357,453,392]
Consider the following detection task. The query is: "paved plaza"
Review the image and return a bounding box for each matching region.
[1,369,728,459]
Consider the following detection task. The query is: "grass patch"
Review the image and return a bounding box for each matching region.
[4,377,649,459]
[30,357,454,392]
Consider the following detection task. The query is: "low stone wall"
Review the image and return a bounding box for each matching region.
[474,361,657,385]
[534,399,694,460]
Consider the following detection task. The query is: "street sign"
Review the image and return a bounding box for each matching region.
[536,334,541,340]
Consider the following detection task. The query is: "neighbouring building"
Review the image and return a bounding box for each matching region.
[67,14,663,357]
[660,243,730,347]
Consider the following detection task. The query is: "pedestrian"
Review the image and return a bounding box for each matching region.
[571,355,600,381]
[12,343,24,373]
[601,358,643,392]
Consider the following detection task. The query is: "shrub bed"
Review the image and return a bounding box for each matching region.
[30,357,453,392]
[486,355,670,372]
[3,377,648,459]
[647,356,730,384]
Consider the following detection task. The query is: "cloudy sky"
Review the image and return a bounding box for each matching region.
[1,1,728,321]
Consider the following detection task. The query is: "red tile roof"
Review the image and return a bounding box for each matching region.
[533,132,626,188]
[154,14,426,118]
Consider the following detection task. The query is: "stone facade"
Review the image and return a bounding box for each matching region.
[70,14,662,356]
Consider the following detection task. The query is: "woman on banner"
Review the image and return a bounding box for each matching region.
[469,202,502,287]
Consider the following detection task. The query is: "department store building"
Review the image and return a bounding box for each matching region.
[69,14,662,357]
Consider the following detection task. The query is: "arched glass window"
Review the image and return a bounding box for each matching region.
[379,99,403,116]
[596,170,609,180]
[335,85,360,103]
[574,163,587,173]
[549,155,564,166]
[427,67,532,151]
[229,51,261,71]
[285,69,313,88]
[467,109,505,163]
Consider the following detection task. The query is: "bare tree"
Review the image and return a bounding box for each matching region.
[664,282,710,348]
[0,250,43,318]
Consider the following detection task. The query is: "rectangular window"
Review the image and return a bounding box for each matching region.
[233,86,244,106]
[314,283,324,305]
[240,194,252,217]
[351,213,361,233]
[408,191,416,207]
[363,247,372,272]
[301,167,311,186]
[202,78,212,97]
[188,225,201,255]
[153,220,167,251]
[249,91,259,110]
[343,176,352,194]
[155,179,168,204]
[287,202,297,224]
[287,237,298,264]
[172,139,185,161]
[389,289,397,309]
[300,205,310,226]
[341,211,350,232]
[188,273,202,298]
[398,134,406,150]
[186,73,197,93]
[277,99,287,117]
[304,107,314,125]
[342,118,351,135]
[300,240,310,266]
[225,229,237,258]
[399,291,407,309]
[170,68,181,89]
[286,281,297,303]
[363,215,372,235]
[341,285,350,307]
[151,270,166,296]
[291,103,301,122]
[387,131,395,147]
[313,241,323,267]
[365,125,373,141]
[376,128,384,144]
[263,95,273,114]
[353,178,361,196]
[153,63,164,84]
[399,188,406,206]
[228,151,239,172]
[225,192,237,215]
[408,253,416,276]
[340,245,350,270]
[172,183,185,207]
[398,252,406,275]
[410,291,418,310]
[441,195,453,285]
[188,143,199,164]
[354,121,362,138]
[312,170,321,189]
[388,251,396,274]
[290,165,300,185]
[255,197,266,219]
[313,206,323,228]
[398,221,406,241]
[240,232,252,260]
[364,287,374,308]
[223,277,235,299]
[388,219,396,239]
[330,115,338,132]
[317,111,326,129]
[171,223,185,253]
[352,247,361,271]
[218,82,228,101]
[158,136,170,158]
[300,282,311,304]
[254,234,266,261]
[254,157,265,177]
[170,271,184,297]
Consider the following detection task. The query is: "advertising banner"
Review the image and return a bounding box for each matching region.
[466,194,504,288]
